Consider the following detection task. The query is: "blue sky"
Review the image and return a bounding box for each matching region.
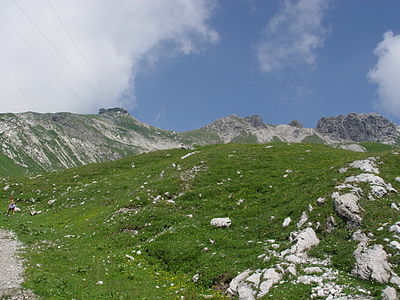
[133,0,400,131]
[1,0,400,132]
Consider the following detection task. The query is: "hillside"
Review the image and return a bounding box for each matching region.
[1,109,399,177]
[0,143,399,299]
[0,109,184,176]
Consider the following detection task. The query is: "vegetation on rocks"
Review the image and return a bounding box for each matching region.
[0,143,399,299]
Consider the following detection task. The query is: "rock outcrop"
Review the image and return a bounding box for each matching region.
[288,120,303,128]
[316,113,399,144]
[332,193,362,227]
[353,244,392,283]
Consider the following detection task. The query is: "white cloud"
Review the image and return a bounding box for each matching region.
[256,0,329,72]
[0,0,218,113]
[368,31,400,117]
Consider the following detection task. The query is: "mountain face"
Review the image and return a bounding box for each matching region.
[0,109,399,175]
[316,113,400,144]
[193,114,330,144]
[0,109,184,174]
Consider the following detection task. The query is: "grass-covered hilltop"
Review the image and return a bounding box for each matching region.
[1,142,400,299]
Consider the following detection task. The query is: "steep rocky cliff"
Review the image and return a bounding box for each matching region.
[316,113,400,144]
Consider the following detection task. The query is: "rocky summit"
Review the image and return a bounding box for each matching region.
[316,113,400,144]
[0,109,399,175]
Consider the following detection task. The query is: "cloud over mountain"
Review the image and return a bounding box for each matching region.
[0,0,218,113]
[368,31,400,117]
[256,0,329,72]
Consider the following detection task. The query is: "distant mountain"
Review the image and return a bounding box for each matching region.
[0,109,398,175]
[316,113,400,144]
[0,109,184,175]
[186,112,400,145]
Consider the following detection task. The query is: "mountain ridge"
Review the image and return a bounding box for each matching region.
[1,108,399,175]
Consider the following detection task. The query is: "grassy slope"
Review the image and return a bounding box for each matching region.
[0,143,399,299]
[0,153,26,177]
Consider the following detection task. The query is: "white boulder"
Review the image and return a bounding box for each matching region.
[282,217,291,228]
[258,268,282,298]
[371,185,387,198]
[389,241,400,251]
[349,157,379,174]
[333,193,362,226]
[290,228,320,254]
[296,211,308,229]
[210,217,231,228]
[382,286,397,300]
[353,244,392,283]
[389,224,400,234]
[316,197,326,205]
[391,203,399,211]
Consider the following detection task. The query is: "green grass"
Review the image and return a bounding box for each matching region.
[0,143,399,299]
[230,133,258,144]
[301,134,325,144]
[0,153,26,177]
[359,142,396,152]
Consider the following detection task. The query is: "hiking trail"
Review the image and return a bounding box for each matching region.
[0,229,34,299]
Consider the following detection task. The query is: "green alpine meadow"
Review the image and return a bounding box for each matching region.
[1,142,400,299]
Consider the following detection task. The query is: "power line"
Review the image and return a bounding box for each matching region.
[0,13,85,102]
[11,0,103,98]
[47,0,110,97]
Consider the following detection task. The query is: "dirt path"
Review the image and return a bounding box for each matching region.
[0,229,34,299]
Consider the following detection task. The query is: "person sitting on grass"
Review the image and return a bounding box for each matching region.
[7,194,16,216]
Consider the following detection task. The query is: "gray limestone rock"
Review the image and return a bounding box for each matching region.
[288,120,303,128]
[282,217,291,228]
[326,216,337,233]
[352,230,370,244]
[381,286,397,300]
[227,268,282,300]
[258,268,282,298]
[290,228,320,254]
[333,193,362,227]
[316,113,399,144]
[245,115,266,129]
[210,217,231,228]
[338,144,366,152]
[353,244,392,283]
[349,157,379,174]
[296,211,308,229]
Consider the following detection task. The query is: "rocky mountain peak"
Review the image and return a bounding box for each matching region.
[288,120,303,128]
[316,112,399,143]
[99,107,128,115]
[244,115,265,128]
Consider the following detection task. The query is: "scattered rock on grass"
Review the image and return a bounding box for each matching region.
[290,228,320,254]
[349,157,379,174]
[338,144,366,152]
[353,244,392,283]
[316,197,325,205]
[382,286,397,300]
[296,211,308,229]
[333,193,362,227]
[282,217,291,228]
[210,218,231,228]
